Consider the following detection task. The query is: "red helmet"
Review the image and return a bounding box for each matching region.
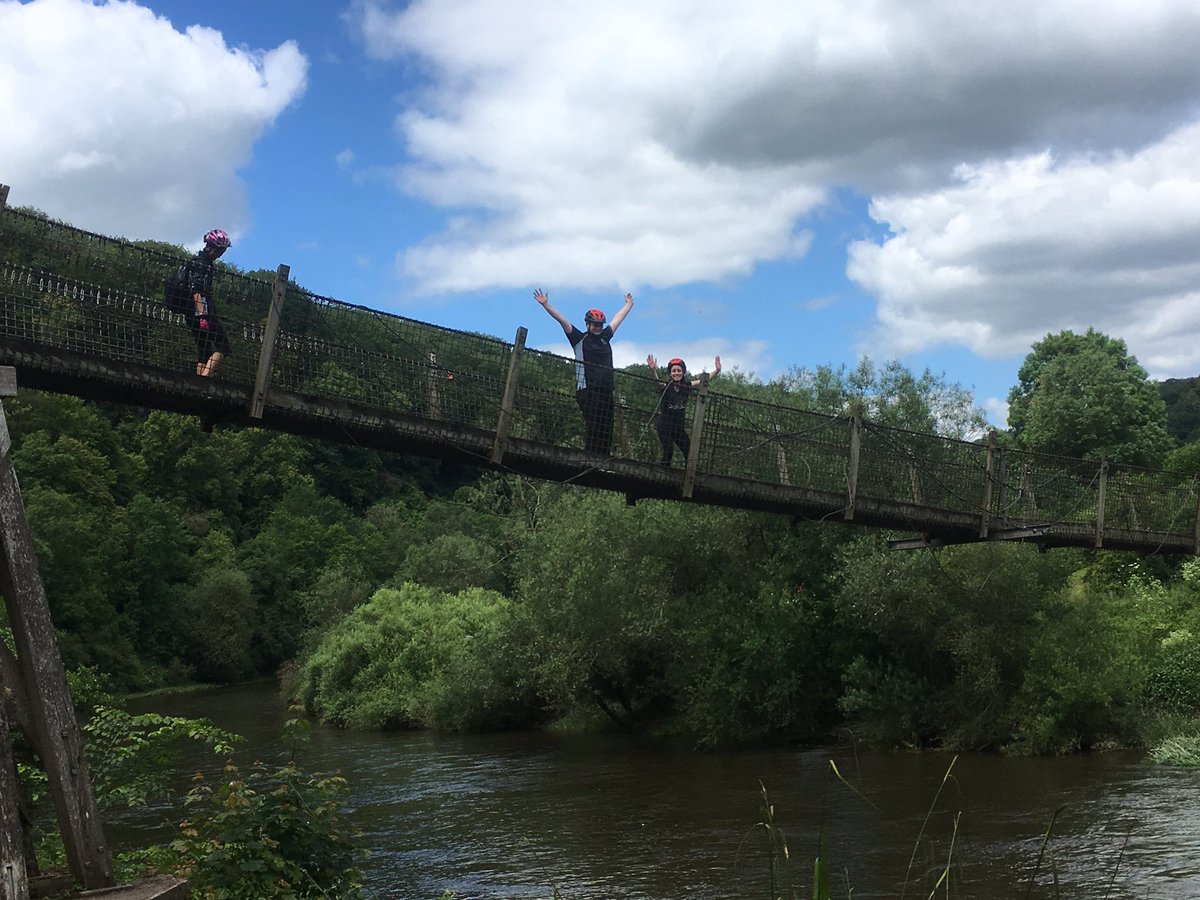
[668,358,685,372]
[584,308,606,324]
[204,229,231,248]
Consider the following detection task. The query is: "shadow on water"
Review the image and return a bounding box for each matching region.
[112,682,1200,899]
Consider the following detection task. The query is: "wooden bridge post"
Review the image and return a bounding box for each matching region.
[616,396,631,457]
[426,351,442,420]
[0,369,113,891]
[979,430,996,538]
[1094,453,1108,549]
[249,264,289,420]
[1193,477,1200,556]
[0,185,9,210]
[773,423,790,486]
[844,404,863,521]
[682,373,710,499]
[491,326,527,465]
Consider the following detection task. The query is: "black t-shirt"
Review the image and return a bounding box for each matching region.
[182,251,217,315]
[568,325,615,391]
[659,380,692,420]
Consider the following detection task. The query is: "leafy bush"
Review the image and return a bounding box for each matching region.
[295,583,537,730]
[170,719,365,899]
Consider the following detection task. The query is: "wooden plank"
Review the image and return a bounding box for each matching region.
[1193,477,1200,556]
[0,368,16,399]
[979,430,995,538]
[1094,454,1108,549]
[0,696,30,900]
[0,185,9,209]
[682,373,710,499]
[773,423,790,486]
[249,264,289,419]
[426,351,441,420]
[0,402,112,890]
[844,405,862,521]
[491,327,527,464]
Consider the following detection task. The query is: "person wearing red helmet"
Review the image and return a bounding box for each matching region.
[534,288,635,456]
[170,229,233,377]
[646,353,721,465]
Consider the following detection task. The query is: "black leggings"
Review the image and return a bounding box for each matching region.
[576,388,614,456]
[657,417,690,465]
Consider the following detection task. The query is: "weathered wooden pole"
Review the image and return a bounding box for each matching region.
[773,423,790,486]
[844,404,863,521]
[0,368,113,890]
[616,396,630,457]
[1193,477,1200,556]
[0,698,29,900]
[426,351,442,420]
[979,430,996,538]
[0,185,9,209]
[1094,453,1108,549]
[249,264,289,419]
[491,327,527,465]
[682,373,710,499]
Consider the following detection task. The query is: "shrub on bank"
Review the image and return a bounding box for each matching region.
[294,583,540,730]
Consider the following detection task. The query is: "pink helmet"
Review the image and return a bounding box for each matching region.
[204,229,231,248]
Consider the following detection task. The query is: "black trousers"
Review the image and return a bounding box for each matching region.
[576,388,614,456]
[657,416,690,465]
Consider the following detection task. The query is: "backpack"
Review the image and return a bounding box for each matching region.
[163,264,191,316]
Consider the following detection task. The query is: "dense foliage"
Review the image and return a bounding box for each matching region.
[6,323,1200,758]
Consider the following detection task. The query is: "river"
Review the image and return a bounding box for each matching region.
[111,681,1200,899]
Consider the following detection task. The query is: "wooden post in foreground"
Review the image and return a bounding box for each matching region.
[0,368,113,891]
[0,699,29,900]
[249,264,289,419]
[491,327,527,465]
[682,373,710,499]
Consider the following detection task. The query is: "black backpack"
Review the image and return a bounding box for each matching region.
[163,264,191,316]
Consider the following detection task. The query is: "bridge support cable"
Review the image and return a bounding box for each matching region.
[1095,453,1108,548]
[249,263,290,419]
[491,326,527,465]
[0,368,114,891]
[682,372,710,499]
[844,404,863,520]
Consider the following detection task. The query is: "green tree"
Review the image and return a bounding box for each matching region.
[1007,329,1171,465]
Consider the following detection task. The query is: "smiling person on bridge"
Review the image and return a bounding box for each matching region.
[534,288,634,457]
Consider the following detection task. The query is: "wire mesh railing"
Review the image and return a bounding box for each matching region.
[2,197,1198,551]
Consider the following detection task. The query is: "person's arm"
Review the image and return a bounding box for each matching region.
[646,353,664,386]
[534,289,572,336]
[609,292,634,334]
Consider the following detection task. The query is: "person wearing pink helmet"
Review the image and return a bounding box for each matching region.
[179,229,232,377]
[535,288,634,456]
[646,354,721,465]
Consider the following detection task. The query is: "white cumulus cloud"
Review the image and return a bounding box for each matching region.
[0,0,308,244]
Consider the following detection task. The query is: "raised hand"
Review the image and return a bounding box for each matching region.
[713,355,722,374]
[646,354,657,369]
[534,289,549,306]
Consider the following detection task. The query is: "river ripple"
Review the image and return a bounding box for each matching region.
[113,682,1200,899]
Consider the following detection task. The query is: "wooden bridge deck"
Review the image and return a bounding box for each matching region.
[2,194,1197,555]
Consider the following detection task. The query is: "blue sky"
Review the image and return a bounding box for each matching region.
[5,0,1200,428]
